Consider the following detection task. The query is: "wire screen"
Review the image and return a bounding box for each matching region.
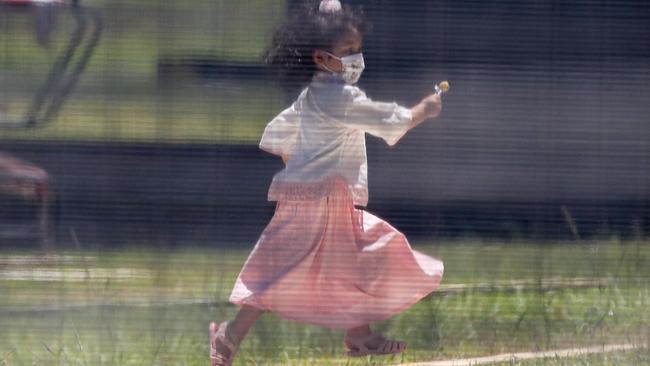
[1,1,649,365]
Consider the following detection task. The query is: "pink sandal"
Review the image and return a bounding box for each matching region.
[344,332,407,357]
[209,321,239,366]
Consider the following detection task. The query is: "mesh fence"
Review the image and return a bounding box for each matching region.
[0,1,649,365]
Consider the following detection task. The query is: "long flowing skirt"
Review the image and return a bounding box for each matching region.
[229,181,443,329]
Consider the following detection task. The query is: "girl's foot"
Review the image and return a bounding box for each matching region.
[209,321,239,366]
[344,332,407,357]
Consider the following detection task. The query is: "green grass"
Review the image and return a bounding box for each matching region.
[0,239,648,365]
[0,0,286,74]
[0,81,284,143]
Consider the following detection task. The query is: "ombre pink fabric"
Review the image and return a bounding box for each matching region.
[230,179,444,329]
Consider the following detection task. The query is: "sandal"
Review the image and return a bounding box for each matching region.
[344,332,407,357]
[209,321,239,366]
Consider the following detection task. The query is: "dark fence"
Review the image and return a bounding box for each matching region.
[2,139,648,248]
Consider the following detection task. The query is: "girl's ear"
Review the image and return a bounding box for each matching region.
[313,50,342,72]
[313,50,327,68]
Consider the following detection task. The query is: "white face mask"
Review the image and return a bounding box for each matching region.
[323,52,365,85]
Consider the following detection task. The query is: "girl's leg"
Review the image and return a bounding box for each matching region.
[345,325,376,348]
[229,305,265,344]
[214,305,264,358]
[346,324,372,338]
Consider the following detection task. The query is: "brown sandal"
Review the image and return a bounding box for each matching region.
[344,332,407,357]
[209,321,238,366]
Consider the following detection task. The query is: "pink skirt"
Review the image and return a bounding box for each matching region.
[229,180,444,329]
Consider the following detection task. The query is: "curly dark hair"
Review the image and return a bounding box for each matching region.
[264,0,366,90]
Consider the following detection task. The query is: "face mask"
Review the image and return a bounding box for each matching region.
[323,52,365,85]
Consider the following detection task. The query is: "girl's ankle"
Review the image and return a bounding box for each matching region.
[224,323,244,346]
[346,325,372,338]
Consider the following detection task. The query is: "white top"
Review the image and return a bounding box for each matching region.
[259,74,413,206]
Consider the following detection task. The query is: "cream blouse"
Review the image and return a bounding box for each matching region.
[259,75,413,207]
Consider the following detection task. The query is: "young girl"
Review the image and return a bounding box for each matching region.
[210,0,444,364]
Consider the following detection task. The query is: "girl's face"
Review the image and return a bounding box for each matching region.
[313,27,363,73]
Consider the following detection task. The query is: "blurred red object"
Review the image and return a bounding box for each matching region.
[0,153,51,247]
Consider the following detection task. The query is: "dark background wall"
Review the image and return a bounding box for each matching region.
[2,136,647,248]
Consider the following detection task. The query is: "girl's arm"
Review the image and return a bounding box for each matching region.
[335,87,443,146]
[410,92,442,129]
[259,104,300,162]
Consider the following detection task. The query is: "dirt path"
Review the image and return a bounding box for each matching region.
[397,344,644,366]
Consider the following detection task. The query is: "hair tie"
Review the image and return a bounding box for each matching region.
[319,0,342,13]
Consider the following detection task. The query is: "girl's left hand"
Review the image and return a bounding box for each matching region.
[410,93,442,127]
[421,93,442,119]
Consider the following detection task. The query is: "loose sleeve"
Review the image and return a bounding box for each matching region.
[259,104,300,158]
[339,86,413,146]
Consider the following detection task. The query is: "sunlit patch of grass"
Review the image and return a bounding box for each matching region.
[0,80,284,143]
[0,0,286,75]
[1,0,288,144]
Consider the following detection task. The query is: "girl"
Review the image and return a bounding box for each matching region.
[210,1,444,364]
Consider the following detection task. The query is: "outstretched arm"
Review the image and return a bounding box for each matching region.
[335,86,444,146]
